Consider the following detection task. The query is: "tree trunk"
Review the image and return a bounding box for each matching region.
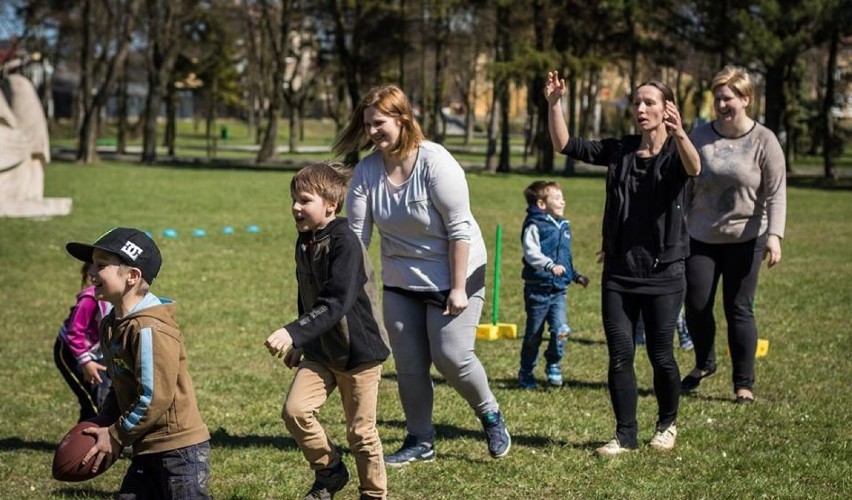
[75,0,94,162]
[330,0,360,165]
[822,26,838,179]
[141,70,162,164]
[430,8,447,143]
[498,85,510,172]
[76,107,100,164]
[464,78,475,145]
[256,0,293,163]
[531,0,551,172]
[206,72,217,158]
[164,82,176,156]
[485,88,498,173]
[288,99,301,153]
[116,56,129,154]
[496,3,511,172]
[763,64,786,139]
[257,93,281,162]
[75,0,137,163]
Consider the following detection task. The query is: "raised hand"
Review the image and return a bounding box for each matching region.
[545,71,567,105]
[663,100,685,137]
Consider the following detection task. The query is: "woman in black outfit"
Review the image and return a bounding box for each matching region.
[545,71,700,457]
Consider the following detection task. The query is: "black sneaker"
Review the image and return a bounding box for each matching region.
[480,411,511,458]
[384,434,435,467]
[304,461,349,500]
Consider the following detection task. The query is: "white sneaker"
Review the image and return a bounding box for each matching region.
[595,438,632,457]
[650,424,677,451]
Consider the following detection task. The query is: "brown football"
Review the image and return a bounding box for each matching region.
[52,419,116,482]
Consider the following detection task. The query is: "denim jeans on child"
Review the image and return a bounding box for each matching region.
[520,286,570,373]
[117,441,211,499]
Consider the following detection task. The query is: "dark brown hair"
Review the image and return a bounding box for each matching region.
[636,80,675,104]
[523,180,562,206]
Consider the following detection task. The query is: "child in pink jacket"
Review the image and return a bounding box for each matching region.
[53,263,112,422]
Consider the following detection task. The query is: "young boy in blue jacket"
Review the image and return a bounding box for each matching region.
[519,181,589,389]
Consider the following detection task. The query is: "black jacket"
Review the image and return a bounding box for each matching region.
[286,217,390,370]
[563,135,690,265]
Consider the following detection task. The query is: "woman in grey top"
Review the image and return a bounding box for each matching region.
[682,66,787,404]
[333,84,510,466]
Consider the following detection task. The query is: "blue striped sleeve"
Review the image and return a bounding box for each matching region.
[122,327,154,432]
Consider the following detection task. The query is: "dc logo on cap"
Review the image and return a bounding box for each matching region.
[121,241,144,261]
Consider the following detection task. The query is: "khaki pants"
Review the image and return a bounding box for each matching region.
[283,360,386,499]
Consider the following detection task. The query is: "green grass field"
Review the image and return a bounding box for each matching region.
[1,159,850,499]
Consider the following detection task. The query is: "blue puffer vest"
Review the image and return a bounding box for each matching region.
[521,206,576,291]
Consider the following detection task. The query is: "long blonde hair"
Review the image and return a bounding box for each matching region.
[332,84,425,161]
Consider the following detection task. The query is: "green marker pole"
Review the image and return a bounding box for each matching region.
[492,224,502,325]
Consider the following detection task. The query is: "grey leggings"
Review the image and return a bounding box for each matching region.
[383,288,499,444]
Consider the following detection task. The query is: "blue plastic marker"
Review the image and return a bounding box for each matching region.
[163,229,178,238]
[246,225,260,233]
[222,226,235,235]
[192,228,207,237]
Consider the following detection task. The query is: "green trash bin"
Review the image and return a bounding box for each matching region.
[220,126,229,140]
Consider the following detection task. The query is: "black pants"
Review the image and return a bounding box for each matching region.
[53,337,110,422]
[602,288,682,448]
[685,235,765,392]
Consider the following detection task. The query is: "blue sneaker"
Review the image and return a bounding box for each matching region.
[480,411,511,459]
[545,364,563,387]
[518,370,536,389]
[384,434,435,467]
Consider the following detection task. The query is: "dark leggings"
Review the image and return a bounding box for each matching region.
[54,338,109,422]
[685,235,765,392]
[602,288,682,448]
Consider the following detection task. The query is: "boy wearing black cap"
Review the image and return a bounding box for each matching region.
[66,227,211,499]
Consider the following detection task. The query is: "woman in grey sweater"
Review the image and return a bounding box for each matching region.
[333,84,510,467]
[682,66,787,404]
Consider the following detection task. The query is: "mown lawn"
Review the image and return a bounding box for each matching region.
[0,159,849,499]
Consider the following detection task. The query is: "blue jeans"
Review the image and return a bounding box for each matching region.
[117,441,211,499]
[520,286,570,373]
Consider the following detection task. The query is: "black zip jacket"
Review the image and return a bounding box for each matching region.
[286,217,390,371]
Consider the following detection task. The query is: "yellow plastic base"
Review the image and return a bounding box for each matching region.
[476,323,518,341]
[725,338,769,358]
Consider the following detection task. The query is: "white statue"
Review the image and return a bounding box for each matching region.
[0,73,71,218]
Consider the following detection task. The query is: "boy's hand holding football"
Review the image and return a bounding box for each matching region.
[81,426,122,474]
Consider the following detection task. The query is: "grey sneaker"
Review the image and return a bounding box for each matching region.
[649,423,677,451]
[480,411,511,458]
[384,434,435,467]
[304,461,349,500]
